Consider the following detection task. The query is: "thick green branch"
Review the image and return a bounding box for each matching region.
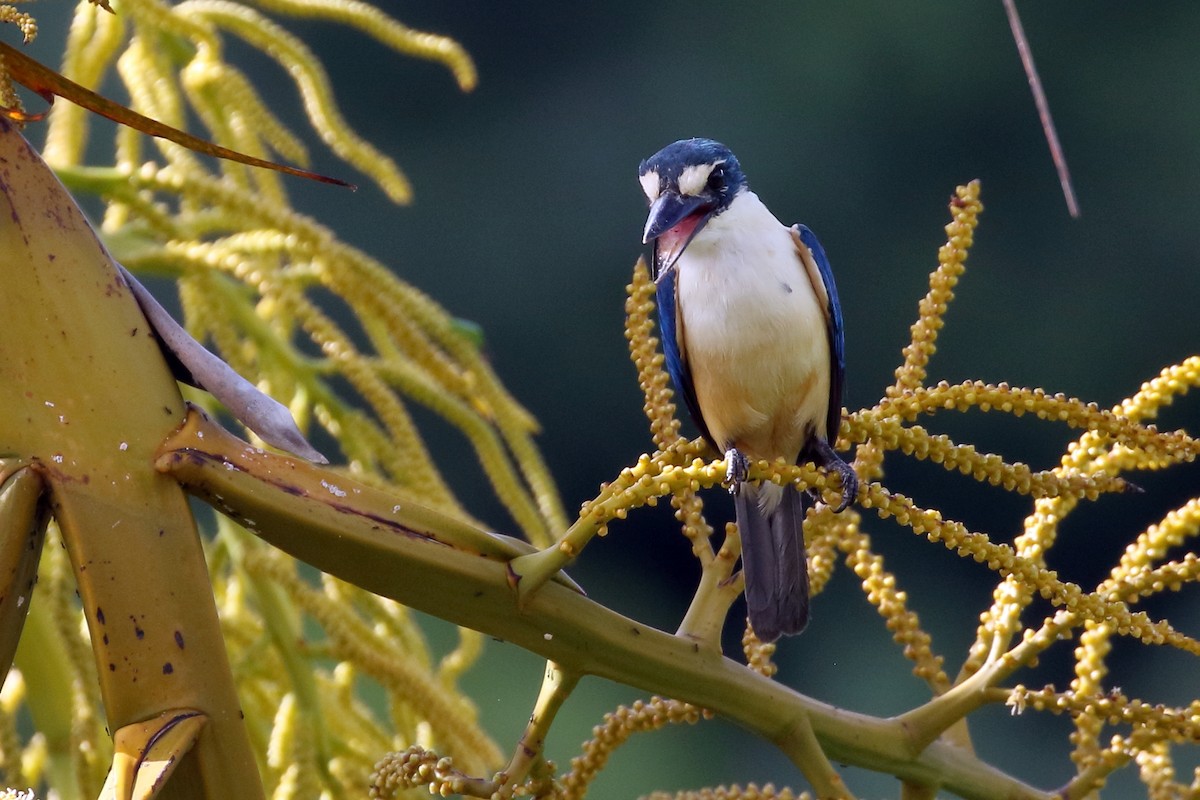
[158,409,1051,800]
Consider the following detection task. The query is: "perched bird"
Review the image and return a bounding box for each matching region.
[638,138,857,642]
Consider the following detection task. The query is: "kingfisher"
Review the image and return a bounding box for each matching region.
[638,138,857,642]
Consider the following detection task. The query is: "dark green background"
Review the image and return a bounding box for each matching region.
[41,3,1200,797]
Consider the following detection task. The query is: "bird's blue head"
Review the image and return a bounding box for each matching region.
[638,138,747,281]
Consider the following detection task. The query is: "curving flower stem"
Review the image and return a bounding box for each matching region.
[495,662,581,792]
[778,709,859,800]
[675,527,743,648]
[898,610,1079,753]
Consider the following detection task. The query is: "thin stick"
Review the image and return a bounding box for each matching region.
[1003,0,1080,218]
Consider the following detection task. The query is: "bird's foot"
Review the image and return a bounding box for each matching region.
[725,448,749,495]
[810,438,859,512]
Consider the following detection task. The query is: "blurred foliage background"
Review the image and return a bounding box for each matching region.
[23,2,1200,797]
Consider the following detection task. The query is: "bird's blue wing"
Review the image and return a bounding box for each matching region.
[655,262,715,448]
[795,225,844,443]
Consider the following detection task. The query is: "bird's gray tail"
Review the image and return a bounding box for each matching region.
[735,483,809,642]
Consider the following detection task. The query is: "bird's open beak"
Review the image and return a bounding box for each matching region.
[642,192,714,283]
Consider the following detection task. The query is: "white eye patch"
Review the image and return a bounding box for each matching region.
[639,170,661,202]
[677,161,722,197]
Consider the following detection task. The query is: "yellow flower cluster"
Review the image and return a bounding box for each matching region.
[240,545,501,776]
[838,514,950,693]
[1008,685,1200,745]
[369,746,477,799]
[560,697,711,800]
[847,415,1133,498]
[0,4,35,44]
[0,2,555,798]
[888,182,981,398]
[626,257,683,450]
[0,4,37,112]
[742,615,778,678]
[644,784,811,800]
[625,259,718,561]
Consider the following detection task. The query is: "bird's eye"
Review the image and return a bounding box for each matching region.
[707,167,725,190]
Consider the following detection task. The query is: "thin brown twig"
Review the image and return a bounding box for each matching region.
[1003,0,1080,218]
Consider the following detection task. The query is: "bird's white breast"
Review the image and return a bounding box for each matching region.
[675,191,831,461]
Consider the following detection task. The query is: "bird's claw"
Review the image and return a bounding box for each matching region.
[810,437,858,512]
[829,458,858,512]
[725,448,749,495]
